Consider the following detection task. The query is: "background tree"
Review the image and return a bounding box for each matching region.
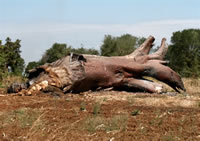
[100,34,145,56]
[70,45,99,55]
[0,38,25,79]
[166,29,200,77]
[40,43,99,65]
[40,43,69,64]
[4,38,25,75]
[25,43,99,73]
[0,41,7,79]
[25,61,40,74]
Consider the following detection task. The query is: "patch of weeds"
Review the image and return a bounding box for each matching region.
[189,115,199,134]
[131,109,140,116]
[197,101,200,108]
[178,126,183,134]
[134,95,150,98]
[14,108,41,128]
[190,79,199,87]
[83,116,104,133]
[102,97,107,102]
[149,111,165,126]
[126,96,135,104]
[0,112,14,127]
[65,98,72,102]
[93,102,101,115]
[106,115,128,132]
[194,92,200,97]
[157,118,163,126]
[82,114,128,133]
[150,118,163,126]
[161,134,175,141]
[0,82,4,88]
[80,102,86,111]
[178,116,186,126]
[0,108,41,128]
[1,75,26,89]
[140,126,147,135]
[98,97,108,103]
[73,109,79,116]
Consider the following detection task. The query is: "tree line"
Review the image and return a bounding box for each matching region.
[0,29,200,80]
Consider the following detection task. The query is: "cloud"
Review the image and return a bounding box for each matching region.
[1,19,200,64]
[124,19,200,43]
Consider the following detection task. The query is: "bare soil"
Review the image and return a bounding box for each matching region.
[0,89,200,141]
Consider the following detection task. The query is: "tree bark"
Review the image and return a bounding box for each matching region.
[9,36,186,95]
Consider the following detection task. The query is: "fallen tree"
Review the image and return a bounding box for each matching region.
[8,36,186,95]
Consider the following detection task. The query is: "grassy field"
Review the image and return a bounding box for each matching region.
[0,78,200,140]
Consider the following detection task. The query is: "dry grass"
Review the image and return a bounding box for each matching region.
[82,78,200,109]
[82,114,128,133]
[0,75,25,93]
[143,77,200,95]
[0,78,199,140]
[183,78,200,95]
[0,107,42,129]
[92,102,101,115]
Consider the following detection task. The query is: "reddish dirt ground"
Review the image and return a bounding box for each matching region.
[0,90,200,141]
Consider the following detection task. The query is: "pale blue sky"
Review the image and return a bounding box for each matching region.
[1,0,200,63]
[1,0,200,24]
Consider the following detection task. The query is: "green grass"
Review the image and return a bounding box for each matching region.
[93,102,101,115]
[198,101,200,108]
[80,102,86,111]
[131,109,140,116]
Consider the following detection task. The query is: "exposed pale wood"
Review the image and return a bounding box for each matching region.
[149,38,168,60]
[126,35,155,58]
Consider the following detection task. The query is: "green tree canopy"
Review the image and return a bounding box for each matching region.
[100,34,145,56]
[25,61,40,74]
[0,37,25,79]
[40,43,99,65]
[40,43,69,64]
[71,47,99,55]
[166,29,200,77]
[25,43,99,73]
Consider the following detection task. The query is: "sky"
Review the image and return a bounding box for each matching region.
[1,0,200,64]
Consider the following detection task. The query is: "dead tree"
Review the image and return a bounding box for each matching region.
[10,36,186,95]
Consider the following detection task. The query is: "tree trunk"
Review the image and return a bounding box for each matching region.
[10,36,186,95]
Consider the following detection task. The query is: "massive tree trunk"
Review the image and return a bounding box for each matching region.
[10,36,186,95]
